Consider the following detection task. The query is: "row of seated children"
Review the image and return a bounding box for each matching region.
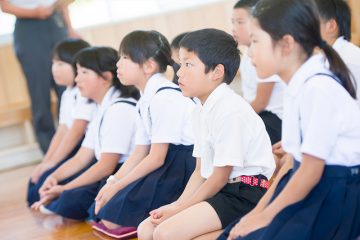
[28,0,360,239]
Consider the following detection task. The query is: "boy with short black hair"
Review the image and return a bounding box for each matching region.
[137,28,275,240]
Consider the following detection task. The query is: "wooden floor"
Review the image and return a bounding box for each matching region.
[0,165,135,240]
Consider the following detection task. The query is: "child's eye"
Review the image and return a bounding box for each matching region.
[185,63,192,67]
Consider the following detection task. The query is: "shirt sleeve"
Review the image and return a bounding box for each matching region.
[300,82,342,160]
[72,94,96,122]
[58,91,68,125]
[100,103,137,155]
[191,107,202,157]
[81,120,96,150]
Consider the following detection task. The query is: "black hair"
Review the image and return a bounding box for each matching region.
[171,32,189,49]
[314,0,351,41]
[233,0,259,11]
[119,30,173,73]
[253,0,356,99]
[171,32,189,84]
[53,38,90,64]
[74,46,140,100]
[179,28,240,84]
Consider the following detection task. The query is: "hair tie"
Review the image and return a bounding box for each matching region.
[319,40,327,49]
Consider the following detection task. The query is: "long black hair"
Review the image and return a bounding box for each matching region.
[253,0,356,99]
[74,46,140,100]
[119,30,173,73]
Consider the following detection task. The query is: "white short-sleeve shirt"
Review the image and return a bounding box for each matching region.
[59,86,96,129]
[82,87,137,163]
[332,36,360,108]
[9,0,56,8]
[192,83,275,180]
[240,50,285,119]
[135,73,195,146]
[282,54,360,166]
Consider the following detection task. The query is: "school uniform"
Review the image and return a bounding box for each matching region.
[236,54,360,240]
[45,87,137,220]
[88,73,196,227]
[27,86,96,206]
[332,36,360,108]
[240,51,285,144]
[192,83,275,228]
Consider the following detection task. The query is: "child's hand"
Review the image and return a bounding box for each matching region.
[30,195,52,211]
[44,185,64,199]
[228,212,271,239]
[30,162,55,184]
[39,175,58,198]
[94,183,120,215]
[272,141,285,159]
[149,204,181,225]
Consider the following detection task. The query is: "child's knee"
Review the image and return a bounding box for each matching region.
[153,224,174,240]
[137,218,154,240]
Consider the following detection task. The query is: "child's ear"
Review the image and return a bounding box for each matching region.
[102,71,113,82]
[143,59,158,74]
[280,34,296,56]
[212,64,225,82]
[326,18,339,36]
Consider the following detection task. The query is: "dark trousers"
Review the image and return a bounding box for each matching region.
[13,12,67,153]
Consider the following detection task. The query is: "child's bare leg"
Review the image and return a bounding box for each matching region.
[138,217,156,240]
[153,202,221,240]
[192,230,223,240]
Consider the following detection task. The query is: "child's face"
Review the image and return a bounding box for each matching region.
[116,54,144,87]
[248,20,281,79]
[231,8,252,46]
[52,59,75,87]
[75,64,104,100]
[177,48,213,102]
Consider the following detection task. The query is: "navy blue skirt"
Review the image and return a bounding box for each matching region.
[88,144,196,227]
[27,141,82,206]
[237,161,360,240]
[45,161,120,220]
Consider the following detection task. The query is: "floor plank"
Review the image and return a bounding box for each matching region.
[0,165,135,240]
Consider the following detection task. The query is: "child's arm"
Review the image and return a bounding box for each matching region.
[174,158,205,204]
[251,82,275,113]
[0,1,53,19]
[175,166,232,210]
[47,120,88,166]
[94,143,166,213]
[113,144,150,179]
[40,147,94,188]
[45,152,119,197]
[235,154,324,237]
[30,124,68,183]
[150,164,232,224]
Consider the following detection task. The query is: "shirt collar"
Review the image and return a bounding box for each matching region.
[286,54,328,97]
[100,86,120,108]
[332,36,345,52]
[141,73,164,99]
[202,83,229,113]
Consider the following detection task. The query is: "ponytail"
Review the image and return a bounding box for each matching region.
[320,41,357,99]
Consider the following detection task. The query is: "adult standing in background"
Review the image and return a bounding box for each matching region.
[0,0,79,153]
